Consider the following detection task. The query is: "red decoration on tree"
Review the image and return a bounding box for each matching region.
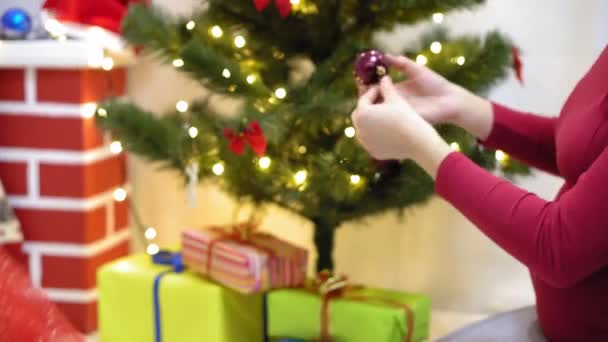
[43,0,146,34]
[223,121,267,157]
[253,0,292,18]
[512,46,524,85]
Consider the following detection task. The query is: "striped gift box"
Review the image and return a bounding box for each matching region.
[182,227,308,294]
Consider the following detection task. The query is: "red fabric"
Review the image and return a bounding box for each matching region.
[43,0,145,33]
[435,47,608,341]
[0,248,84,342]
[223,121,267,157]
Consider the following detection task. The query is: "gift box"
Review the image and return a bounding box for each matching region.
[182,224,308,294]
[98,252,264,342]
[267,286,431,342]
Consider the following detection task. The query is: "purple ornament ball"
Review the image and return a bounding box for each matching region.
[354,50,390,85]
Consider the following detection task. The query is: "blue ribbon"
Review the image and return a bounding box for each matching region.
[152,251,185,342]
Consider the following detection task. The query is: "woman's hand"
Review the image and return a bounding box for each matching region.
[352,77,452,178]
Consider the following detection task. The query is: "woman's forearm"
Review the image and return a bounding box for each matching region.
[450,86,494,140]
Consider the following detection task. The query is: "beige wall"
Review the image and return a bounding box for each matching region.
[126,0,605,314]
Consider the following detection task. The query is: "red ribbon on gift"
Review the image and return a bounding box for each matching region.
[43,0,146,34]
[311,271,415,342]
[253,0,292,18]
[223,121,267,157]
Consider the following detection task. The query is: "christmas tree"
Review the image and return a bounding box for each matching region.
[97,0,529,272]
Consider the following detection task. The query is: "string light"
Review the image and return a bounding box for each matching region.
[110,141,123,154]
[188,126,199,138]
[416,55,428,66]
[258,156,272,169]
[450,142,461,152]
[290,0,301,4]
[172,58,184,68]
[456,56,466,66]
[246,74,257,84]
[147,243,160,255]
[212,163,225,176]
[210,25,223,38]
[176,100,189,113]
[298,146,307,154]
[274,88,287,99]
[234,35,246,48]
[430,42,442,54]
[81,103,97,118]
[495,150,508,163]
[101,57,114,71]
[350,174,361,185]
[145,227,157,240]
[113,188,127,202]
[294,170,308,185]
[344,126,356,138]
[432,13,444,24]
[97,107,108,117]
[222,68,231,78]
[186,21,196,31]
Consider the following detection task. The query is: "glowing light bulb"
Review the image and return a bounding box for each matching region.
[81,103,97,118]
[97,107,108,117]
[145,227,157,240]
[350,174,361,185]
[450,142,461,152]
[234,35,246,48]
[188,126,199,138]
[186,21,196,31]
[298,146,307,154]
[290,0,301,5]
[456,56,466,66]
[294,170,307,185]
[110,141,123,154]
[212,163,225,176]
[172,58,184,68]
[101,57,114,71]
[344,126,356,138]
[246,74,257,84]
[433,13,444,24]
[210,25,223,38]
[275,87,287,99]
[416,54,428,66]
[430,42,442,54]
[495,150,508,162]
[222,68,231,78]
[147,243,160,255]
[258,156,271,169]
[176,100,189,113]
[113,188,127,202]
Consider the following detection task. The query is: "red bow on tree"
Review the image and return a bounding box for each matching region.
[512,46,524,85]
[43,0,146,34]
[223,121,267,157]
[253,0,292,18]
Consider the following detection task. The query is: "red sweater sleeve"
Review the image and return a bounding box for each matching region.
[435,149,608,288]
[481,103,559,176]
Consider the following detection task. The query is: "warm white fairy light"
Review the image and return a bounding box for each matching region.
[222,68,231,78]
[147,243,160,255]
[101,57,114,71]
[246,74,257,84]
[344,126,356,138]
[188,126,199,138]
[172,58,184,68]
[350,174,361,185]
[430,42,442,54]
[176,100,189,113]
[110,141,123,154]
[450,142,461,152]
[290,0,301,5]
[145,227,157,240]
[186,21,196,31]
[97,107,108,117]
[258,156,272,169]
[275,87,287,99]
[432,13,444,24]
[416,54,428,66]
[298,145,307,154]
[456,56,466,66]
[81,103,97,118]
[234,35,246,48]
[495,150,508,163]
[210,25,223,38]
[212,163,225,176]
[113,188,127,202]
[294,170,308,185]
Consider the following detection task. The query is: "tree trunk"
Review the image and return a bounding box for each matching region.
[312,219,336,272]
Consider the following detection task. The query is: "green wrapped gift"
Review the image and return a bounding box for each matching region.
[268,287,430,342]
[98,253,264,342]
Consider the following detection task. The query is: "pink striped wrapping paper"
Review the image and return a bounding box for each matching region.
[182,227,308,294]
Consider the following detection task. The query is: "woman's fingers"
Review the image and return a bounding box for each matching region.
[357,86,380,108]
[386,54,424,78]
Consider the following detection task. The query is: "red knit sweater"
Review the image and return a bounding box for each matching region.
[435,47,608,341]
